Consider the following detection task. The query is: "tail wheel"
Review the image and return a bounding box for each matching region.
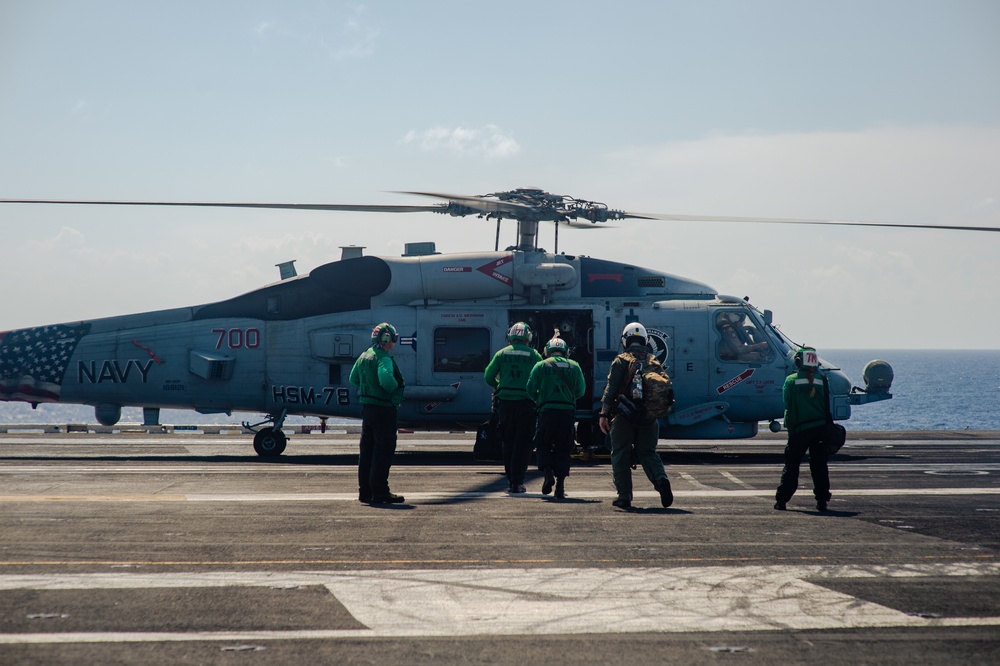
[253,427,287,457]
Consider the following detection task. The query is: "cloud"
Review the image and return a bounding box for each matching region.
[22,226,172,267]
[331,4,379,60]
[25,226,87,254]
[252,4,378,60]
[401,124,521,159]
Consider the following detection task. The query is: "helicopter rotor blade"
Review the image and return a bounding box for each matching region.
[392,191,535,216]
[0,199,447,214]
[617,211,659,220]
[4,197,996,233]
[629,211,1000,233]
[560,219,616,229]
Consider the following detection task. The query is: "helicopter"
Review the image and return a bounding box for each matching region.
[3,188,993,457]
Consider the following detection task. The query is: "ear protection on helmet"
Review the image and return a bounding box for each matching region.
[794,346,819,370]
[371,322,398,345]
[507,322,533,344]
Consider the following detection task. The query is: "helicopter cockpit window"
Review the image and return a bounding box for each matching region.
[716,311,772,363]
[433,327,491,373]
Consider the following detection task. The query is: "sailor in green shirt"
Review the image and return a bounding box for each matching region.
[774,346,832,511]
[349,322,405,504]
[484,322,543,493]
[526,337,586,499]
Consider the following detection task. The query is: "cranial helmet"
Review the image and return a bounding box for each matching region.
[621,322,648,347]
[507,321,533,344]
[794,346,819,370]
[544,337,568,357]
[718,312,741,326]
[371,322,398,346]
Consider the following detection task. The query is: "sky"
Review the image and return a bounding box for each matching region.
[1,0,998,351]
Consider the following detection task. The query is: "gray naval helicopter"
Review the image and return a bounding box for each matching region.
[10,186,984,457]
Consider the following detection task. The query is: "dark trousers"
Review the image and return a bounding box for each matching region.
[534,409,575,479]
[498,399,536,485]
[359,403,398,497]
[776,425,831,503]
[609,417,666,501]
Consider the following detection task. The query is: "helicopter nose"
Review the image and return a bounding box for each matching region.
[825,367,852,396]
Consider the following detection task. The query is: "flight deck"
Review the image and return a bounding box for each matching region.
[0,429,998,664]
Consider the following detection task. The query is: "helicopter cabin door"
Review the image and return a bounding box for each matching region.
[508,309,595,412]
[414,309,498,422]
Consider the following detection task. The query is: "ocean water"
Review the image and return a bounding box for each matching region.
[823,349,1000,431]
[1,350,998,431]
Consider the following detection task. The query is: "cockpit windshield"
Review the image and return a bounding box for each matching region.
[768,324,799,355]
[715,310,774,363]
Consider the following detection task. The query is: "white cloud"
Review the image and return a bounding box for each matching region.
[402,124,521,159]
[331,4,379,60]
[25,226,87,254]
[252,5,378,60]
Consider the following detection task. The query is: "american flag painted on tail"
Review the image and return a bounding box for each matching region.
[0,323,92,402]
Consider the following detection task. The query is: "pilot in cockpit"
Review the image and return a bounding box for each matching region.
[716,312,770,362]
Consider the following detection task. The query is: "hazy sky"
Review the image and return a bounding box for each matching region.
[2,0,998,350]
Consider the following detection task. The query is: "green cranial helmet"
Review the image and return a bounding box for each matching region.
[544,337,568,357]
[371,322,398,346]
[507,321,533,344]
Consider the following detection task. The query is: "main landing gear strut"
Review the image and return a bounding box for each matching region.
[243,410,288,457]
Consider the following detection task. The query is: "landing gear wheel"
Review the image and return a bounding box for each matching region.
[253,427,287,457]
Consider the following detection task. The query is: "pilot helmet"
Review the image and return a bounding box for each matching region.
[544,337,568,357]
[621,322,647,347]
[371,322,398,346]
[507,321,533,344]
[794,346,819,370]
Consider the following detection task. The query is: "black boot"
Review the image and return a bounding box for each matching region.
[656,477,673,508]
[542,469,555,495]
[554,477,566,499]
[370,492,404,504]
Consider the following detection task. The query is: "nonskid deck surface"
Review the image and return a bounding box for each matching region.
[0,430,998,664]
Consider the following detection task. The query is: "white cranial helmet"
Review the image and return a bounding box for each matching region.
[621,322,647,347]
